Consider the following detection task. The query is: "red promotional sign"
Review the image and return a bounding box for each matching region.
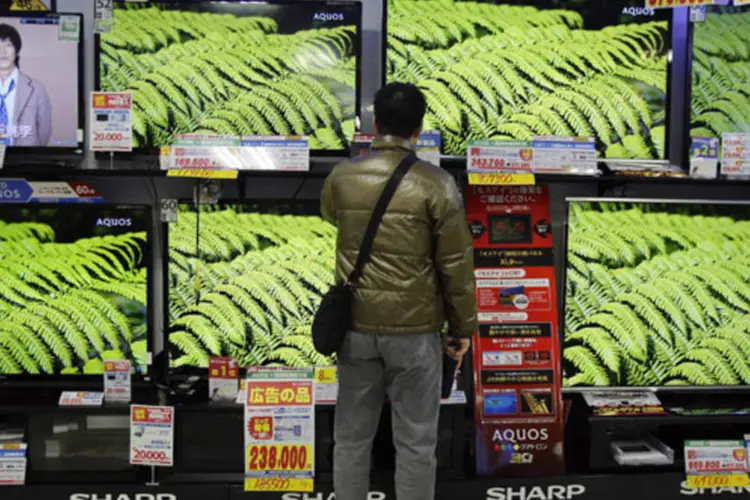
[468,184,564,477]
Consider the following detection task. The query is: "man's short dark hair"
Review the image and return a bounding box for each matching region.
[0,24,21,66]
[374,82,426,139]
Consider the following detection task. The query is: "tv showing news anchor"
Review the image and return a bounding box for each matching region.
[0,15,79,148]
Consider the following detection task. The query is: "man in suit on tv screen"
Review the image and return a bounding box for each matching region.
[0,23,52,146]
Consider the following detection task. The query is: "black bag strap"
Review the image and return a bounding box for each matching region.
[348,152,417,285]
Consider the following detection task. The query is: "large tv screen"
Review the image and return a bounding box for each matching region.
[98,0,361,152]
[563,199,750,388]
[168,202,336,371]
[690,5,750,138]
[0,204,151,377]
[386,0,670,159]
[0,13,82,152]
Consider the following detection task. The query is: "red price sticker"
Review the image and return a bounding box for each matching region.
[246,444,312,472]
[209,357,238,379]
[645,0,714,8]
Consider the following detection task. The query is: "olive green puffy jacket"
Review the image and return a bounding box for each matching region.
[321,135,478,337]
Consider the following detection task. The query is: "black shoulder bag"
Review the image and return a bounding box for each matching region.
[312,153,417,355]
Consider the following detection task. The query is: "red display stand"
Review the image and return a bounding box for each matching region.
[467,184,565,477]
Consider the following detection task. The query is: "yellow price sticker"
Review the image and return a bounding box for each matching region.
[687,474,750,489]
[645,0,713,7]
[244,477,313,492]
[468,172,535,186]
[315,367,336,384]
[247,444,313,473]
[166,169,239,180]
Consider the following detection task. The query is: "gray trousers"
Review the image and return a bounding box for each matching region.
[333,331,442,500]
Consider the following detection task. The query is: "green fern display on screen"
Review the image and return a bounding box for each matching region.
[0,216,148,375]
[690,7,750,137]
[168,206,336,369]
[563,201,750,387]
[99,4,357,150]
[386,0,668,158]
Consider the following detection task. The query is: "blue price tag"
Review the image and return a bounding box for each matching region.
[691,137,719,159]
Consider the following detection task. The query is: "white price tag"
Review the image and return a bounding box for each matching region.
[314,366,338,405]
[237,136,310,171]
[59,391,104,407]
[58,15,81,43]
[0,444,26,486]
[416,130,441,165]
[721,133,750,178]
[689,137,719,179]
[90,92,132,152]
[685,440,749,488]
[165,134,241,170]
[467,140,534,173]
[532,136,597,174]
[130,405,174,467]
[94,0,113,33]
[104,360,131,404]
[209,357,239,402]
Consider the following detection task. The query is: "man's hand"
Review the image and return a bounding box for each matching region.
[445,337,471,368]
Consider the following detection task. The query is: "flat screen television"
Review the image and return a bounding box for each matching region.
[167,201,336,372]
[97,0,362,154]
[689,4,750,138]
[2,0,55,10]
[0,203,152,378]
[0,12,83,159]
[385,0,671,159]
[562,198,750,388]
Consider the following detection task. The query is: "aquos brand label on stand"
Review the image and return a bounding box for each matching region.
[90,92,132,151]
[244,367,315,492]
[721,133,750,179]
[209,357,239,402]
[684,440,749,488]
[350,131,441,165]
[0,443,26,485]
[103,360,131,404]
[467,184,564,477]
[531,137,597,175]
[130,405,174,467]
[0,179,103,203]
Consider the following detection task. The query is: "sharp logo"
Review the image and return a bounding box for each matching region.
[70,495,176,500]
[487,485,585,500]
[282,493,386,500]
[493,428,549,443]
[680,481,750,495]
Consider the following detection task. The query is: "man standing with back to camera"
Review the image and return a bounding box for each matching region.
[321,82,478,500]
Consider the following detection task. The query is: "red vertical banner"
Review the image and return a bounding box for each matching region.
[467,184,564,477]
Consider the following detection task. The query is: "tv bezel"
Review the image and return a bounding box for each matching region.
[0,202,155,387]
[164,198,324,379]
[382,1,675,162]
[561,196,750,392]
[0,11,85,165]
[93,0,363,159]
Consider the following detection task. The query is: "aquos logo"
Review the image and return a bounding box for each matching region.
[96,218,132,228]
[313,12,344,21]
[622,7,655,16]
[282,493,386,500]
[493,428,549,444]
[487,485,586,500]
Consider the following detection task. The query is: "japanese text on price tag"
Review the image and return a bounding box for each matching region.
[209,357,239,402]
[684,440,749,489]
[130,405,174,467]
[244,368,315,492]
[90,92,132,152]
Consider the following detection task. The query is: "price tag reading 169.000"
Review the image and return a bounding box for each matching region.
[645,0,714,7]
[247,444,312,472]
